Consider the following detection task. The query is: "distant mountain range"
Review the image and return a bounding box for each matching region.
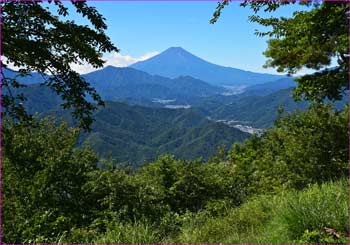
[2,64,310,131]
[83,66,225,103]
[3,66,224,104]
[195,88,308,128]
[131,47,285,86]
[2,47,296,105]
[4,50,347,166]
[7,84,250,166]
[194,88,347,128]
[243,77,296,96]
[2,67,48,84]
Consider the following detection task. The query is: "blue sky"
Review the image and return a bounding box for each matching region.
[59,1,312,74]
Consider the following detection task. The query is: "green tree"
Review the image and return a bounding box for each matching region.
[211,1,349,102]
[139,155,243,214]
[2,117,99,243]
[2,0,119,130]
[228,105,348,194]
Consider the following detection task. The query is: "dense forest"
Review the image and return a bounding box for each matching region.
[3,105,348,243]
[2,0,349,244]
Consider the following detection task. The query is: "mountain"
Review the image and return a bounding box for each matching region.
[14,84,63,114]
[9,85,250,167]
[2,67,48,84]
[192,88,309,128]
[243,77,297,96]
[83,66,225,103]
[18,82,347,131]
[82,102,249,167]
[131,47,284,86]
[8,76,347,167]
[209,88,309,128]
[3,66,226,104]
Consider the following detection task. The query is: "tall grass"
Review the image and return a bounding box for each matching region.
[174,179,348,244]
[278,180,348,240]
[62,221,161,244]
[62,180,348,244]
[93,222,160,244]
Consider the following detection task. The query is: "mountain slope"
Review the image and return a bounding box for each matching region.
[131,47,284,86]
[10,85,250,167]
[243,77,296,96]
[204,87,347,129]
[82,102,250,167]
[196,88,309,128]
[2,68,48,84]
[3,66,225,104]
[83,66,225,102]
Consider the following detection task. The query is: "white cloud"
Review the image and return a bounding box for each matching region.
[70,51,159,74]
[2,51,159,75]
[1,56,25,71]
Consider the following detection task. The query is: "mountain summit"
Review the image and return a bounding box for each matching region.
[130,47,284,86]
[154,47,203,61]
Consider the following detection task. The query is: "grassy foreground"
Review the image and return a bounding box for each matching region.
[63,179,348,244]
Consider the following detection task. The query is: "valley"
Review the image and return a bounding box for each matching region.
[4,47,346,167]
[4,2,348,244]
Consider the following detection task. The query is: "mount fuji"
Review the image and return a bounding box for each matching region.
[131,47,284,86]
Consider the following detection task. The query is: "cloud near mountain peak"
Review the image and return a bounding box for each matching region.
[70,51,159,74]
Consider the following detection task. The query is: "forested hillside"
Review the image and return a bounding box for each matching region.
[3,105,348,243]
[83,102,249,166]
[84,66,225,101]
[194,87,308,128]
[9,84,249,166]
[2,1,349,244]
[10,78,309,130]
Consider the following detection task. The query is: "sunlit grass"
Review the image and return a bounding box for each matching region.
[174,179,348,244]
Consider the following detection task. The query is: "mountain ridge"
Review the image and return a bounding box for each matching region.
[2,66,226,104]
[84,101,249,166]
[83,66,225,102]
[131,47,285,86]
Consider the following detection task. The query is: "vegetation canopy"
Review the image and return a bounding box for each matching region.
[1,0,349,244]
[3,105,348,243]
[1,0,119,130]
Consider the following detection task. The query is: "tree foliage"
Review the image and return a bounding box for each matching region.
[2,118,99,243]
[211,1,349,102]
[3,102,347,243]
[3,1,348,243]
[1,0,119,130]
[228,104,348,195]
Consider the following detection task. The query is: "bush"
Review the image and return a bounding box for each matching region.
[172,180,348,244]
[278,180,348,240]
[2,118,99,243]
[228,105,348,195]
